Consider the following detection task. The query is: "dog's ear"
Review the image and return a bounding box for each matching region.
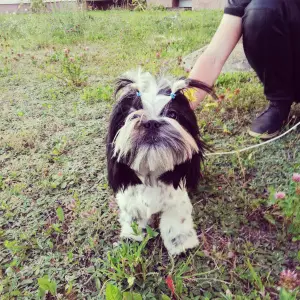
[115,77,135,97]
[109,72,143,140]
[115,69,145,99]
[107,73,143,194]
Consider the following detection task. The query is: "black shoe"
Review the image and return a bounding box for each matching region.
[248,102,291,139]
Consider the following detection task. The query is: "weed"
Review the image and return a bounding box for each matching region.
[33,49,88,86]
[279,288,298,300]
[61,52,88,86]
[99,226,159,285]
[81,85,113,103]
[4,240,26,256]
[268,174,300,240]
[51,136,68,157]
[106,283,143,299]
[30,0,46,13]
[246,259,265,295]
[37,275,57,298]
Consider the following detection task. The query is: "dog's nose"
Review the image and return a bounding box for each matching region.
[143,120,161,129]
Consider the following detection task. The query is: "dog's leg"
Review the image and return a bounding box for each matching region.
[160,190,199,255]
[116,186,150,242]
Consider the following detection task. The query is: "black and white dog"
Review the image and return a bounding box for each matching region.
[106,69,211,255]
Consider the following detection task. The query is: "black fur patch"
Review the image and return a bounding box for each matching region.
[106,79,142,193]
[159,92,204,191]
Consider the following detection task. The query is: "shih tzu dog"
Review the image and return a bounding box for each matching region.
[106,69,214,255]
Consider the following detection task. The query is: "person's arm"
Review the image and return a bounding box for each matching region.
[188,14,242,109]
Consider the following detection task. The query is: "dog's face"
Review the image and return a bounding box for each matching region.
[108,70,202,177]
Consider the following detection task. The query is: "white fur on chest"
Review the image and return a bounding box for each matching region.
[116,183,199,255]
[117,183,187,218]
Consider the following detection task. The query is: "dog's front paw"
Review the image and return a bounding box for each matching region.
[164,229,199,256]
[120,225,144,242]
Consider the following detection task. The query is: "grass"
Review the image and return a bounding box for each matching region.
[0,9,299,300]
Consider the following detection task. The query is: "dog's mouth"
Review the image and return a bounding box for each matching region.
[141,133,161,145]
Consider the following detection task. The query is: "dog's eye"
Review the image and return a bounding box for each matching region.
[167,111,177,119]
[131,114,139,120]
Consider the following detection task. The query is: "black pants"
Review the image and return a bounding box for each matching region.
[242,0,300,104]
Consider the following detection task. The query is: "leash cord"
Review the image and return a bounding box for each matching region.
[205,121,300,157]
